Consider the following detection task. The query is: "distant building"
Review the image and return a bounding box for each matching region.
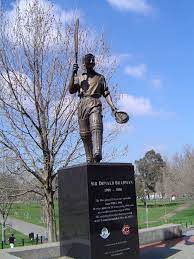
[171,194,176,201]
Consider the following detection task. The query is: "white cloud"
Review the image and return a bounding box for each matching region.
[0,71,35,110]
[5,0,83,46]
[95,53,132,69]
[124,64,147,78]
[118,93,157,116]
[151,77,162,89]
[56,8,82,24]
[0,70,78,122]
[118,93,175,118]
[104,121,135,134]
[8,0,82,24]
[106,0,153,15]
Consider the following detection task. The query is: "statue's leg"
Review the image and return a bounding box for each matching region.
[81,134,93,163]
[89,112,103,163]
[79,118,93,163]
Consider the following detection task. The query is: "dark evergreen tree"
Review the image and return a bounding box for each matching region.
[135,150,166,196]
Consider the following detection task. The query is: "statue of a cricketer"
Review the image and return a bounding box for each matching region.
[69,20,129,163]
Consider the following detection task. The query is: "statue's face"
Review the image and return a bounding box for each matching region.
[83,55,95,70]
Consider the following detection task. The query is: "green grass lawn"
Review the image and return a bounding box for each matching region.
[10,201,59,228]
[137,200,194,228]
[8,200,194,230]
[10,202,46,226]
[0,224,33,248]
[137,202,179,228]
[169,206,194,225]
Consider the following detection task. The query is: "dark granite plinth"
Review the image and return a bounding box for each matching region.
[58,163,139,259]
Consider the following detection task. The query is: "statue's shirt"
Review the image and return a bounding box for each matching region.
[76,72,109,98]
[75,72,109,119]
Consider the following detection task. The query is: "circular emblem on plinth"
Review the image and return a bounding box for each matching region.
[122,224,130,235]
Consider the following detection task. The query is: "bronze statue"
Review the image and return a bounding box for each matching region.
[69,19,129,163]
[69,53,119,162]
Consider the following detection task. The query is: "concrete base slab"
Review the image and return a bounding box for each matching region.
[0,224,183,259]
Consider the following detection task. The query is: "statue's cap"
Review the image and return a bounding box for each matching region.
[83,53,95,63]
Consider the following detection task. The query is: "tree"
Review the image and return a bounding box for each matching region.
[135,174,147,205]
[165,145,194,199]
[0,0,119,241]
[0,149,21,244]
[135,150,166,197]
[0,174,18,244]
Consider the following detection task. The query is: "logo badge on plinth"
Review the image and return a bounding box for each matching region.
[122,224,130,235]
[100,227,110,239]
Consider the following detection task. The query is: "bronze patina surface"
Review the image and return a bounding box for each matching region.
[69,53,118,163]
[69,20,128,163]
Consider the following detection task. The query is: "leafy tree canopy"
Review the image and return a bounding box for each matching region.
[135,149,166,193]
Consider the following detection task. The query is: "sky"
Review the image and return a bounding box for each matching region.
[4,0,194,163]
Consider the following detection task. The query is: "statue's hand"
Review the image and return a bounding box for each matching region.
[73,64,79,75]
[111,107,118,116]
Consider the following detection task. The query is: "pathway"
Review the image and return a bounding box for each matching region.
[140,228,194,258]
[0,216,46,237]
[1,216,194,258]
[159,203,191,220]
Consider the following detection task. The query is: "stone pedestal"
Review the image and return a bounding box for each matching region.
[58,163,139,259]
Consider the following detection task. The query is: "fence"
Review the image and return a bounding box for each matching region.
[138,219,194,229]
[1,234,45,249]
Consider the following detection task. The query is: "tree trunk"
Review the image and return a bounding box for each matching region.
[143,199,146,207]
[2,215,6,244]
[41,201,47,225]
[154,192,156,206]
[45,189,57,242]
[3,221,6,244]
